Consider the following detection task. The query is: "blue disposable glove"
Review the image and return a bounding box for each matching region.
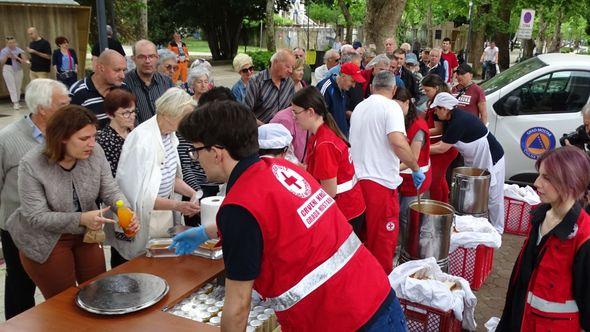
[411,169,426,189]
[168,225,210,255]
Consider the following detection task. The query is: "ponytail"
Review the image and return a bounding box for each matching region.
[324,112,350,147]
[293,86,350,146]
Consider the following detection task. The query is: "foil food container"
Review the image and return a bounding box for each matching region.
[146,238,223,260]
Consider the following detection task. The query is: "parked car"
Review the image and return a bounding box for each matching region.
[482,53,590,184]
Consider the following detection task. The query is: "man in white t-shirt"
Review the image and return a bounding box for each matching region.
[349,71,425,274]
[480,41,499,79]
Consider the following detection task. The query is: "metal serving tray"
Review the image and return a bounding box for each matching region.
[76,273,169,315]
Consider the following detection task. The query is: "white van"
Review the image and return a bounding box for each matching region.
[481,53,590,184]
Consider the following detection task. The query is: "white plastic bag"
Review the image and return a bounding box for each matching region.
[450,215,502,252]
[389,257,478,331]
[504,184,540,205]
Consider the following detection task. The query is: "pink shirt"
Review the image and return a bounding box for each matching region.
[270,107,309,162]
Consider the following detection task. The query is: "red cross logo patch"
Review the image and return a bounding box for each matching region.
[272,165,312,198]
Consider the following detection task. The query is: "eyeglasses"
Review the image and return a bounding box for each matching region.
[136,54,158,61]
[292,107,308,116]
[165,64,179,71]
[240,66,254,74]
[333,57,341,63]
[117,109,137,118]
[188,144,224,160]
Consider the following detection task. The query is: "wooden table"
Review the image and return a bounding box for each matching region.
[0,255,225,331]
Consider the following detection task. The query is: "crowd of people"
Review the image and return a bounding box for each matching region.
[0,28,589,331]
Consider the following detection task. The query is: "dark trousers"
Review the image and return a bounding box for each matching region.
[110,247,128,269]
[1,229,36,319]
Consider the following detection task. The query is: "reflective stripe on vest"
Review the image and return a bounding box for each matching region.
[527,292,579,314]
[268,232,361,312]
[336,175,358,195]
[399,162,431,175]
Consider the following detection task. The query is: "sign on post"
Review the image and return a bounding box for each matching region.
[516,9,535,39]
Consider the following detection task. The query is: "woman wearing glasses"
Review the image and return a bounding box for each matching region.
[231,53,254,104]
[96,88,136,178]
[111,87,200,267]
[156,49,179,82]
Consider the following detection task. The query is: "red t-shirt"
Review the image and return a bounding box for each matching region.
[441,51,459,83]
[305,124,365,220]
[451,83,486,119]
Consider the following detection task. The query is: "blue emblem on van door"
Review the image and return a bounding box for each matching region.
[520,127,556,159]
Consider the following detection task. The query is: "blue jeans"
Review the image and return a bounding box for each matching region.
[360,289,408,331]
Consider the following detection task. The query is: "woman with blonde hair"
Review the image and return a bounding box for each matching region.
[231,53,254,104]
[110,87,200,267]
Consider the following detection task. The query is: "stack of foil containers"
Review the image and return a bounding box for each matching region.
[166,281,279,331]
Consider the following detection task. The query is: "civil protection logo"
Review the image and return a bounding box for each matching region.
[520,127,555,160]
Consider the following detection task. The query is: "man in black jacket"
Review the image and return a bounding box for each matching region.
[392,48,419,99]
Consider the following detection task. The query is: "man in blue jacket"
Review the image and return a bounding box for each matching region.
[316,62,366,137]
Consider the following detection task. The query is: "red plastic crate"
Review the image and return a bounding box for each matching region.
[448,245,494,290]
[504,196,539,235]
[399,298,462,332]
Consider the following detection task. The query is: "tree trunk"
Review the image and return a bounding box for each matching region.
[496,0,513,70]
[548,7,564,53]
[337,0,353,43]
[535,12,548,54]
[364,0,408,53]
[522,39,535,60]
[204,10,244,60]
[265,0,276,52]
[139,0,148,39]
[467,4,489,77]
[425,2,433,47]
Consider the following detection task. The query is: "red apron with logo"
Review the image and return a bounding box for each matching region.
[515,211,590,331]
[399,118,431,196]
[220,158,390,331]
[305,124,365,220]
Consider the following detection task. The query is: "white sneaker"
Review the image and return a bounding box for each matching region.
[13,103,20,110]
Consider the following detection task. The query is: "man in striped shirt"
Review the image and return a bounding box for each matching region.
[69,49,127,129]
[125,39,174,124]
[245,49,295,125]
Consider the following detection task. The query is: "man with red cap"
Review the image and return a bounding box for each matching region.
[317,62,366,137]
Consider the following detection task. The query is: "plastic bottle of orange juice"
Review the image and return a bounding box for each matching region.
[116,200,135,237]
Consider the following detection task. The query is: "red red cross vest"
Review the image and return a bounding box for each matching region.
[219,157,391,332]
[516,210,590,331]
[305,124,365,221]
[399,118,432,196]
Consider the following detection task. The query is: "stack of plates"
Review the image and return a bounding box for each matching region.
[76,273,169,315]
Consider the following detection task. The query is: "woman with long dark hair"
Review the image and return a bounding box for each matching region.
[421,74,457,203]
[292,86,365,236]
[394,88,431,239]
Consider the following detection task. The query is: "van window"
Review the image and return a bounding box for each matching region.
[481,57,546,95]
[494,70,590,116]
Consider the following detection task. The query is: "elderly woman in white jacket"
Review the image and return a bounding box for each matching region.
[108,87,200,267]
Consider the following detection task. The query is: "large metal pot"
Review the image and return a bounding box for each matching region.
[450,167,491,215]
[400,199,455,271]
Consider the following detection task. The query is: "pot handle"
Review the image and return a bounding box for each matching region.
[459,178,470,190]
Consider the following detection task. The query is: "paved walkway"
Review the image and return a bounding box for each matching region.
[0,63,525,330]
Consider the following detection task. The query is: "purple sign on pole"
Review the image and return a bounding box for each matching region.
[524,12,532,23]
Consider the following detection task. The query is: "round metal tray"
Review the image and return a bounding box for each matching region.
[76,273,169,315]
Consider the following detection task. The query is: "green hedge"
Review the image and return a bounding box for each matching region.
[246,50,274,71]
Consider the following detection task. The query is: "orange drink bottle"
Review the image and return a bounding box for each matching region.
[116,200,135,237]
